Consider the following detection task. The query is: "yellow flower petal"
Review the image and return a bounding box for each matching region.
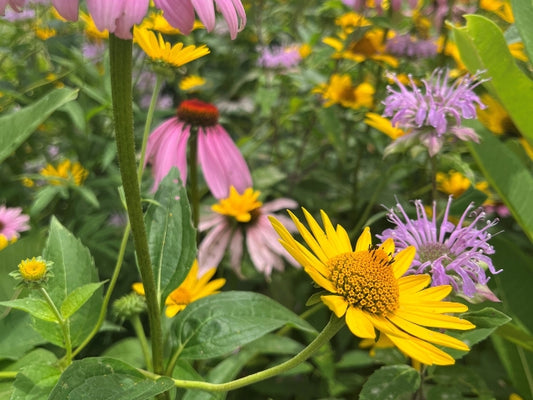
[321,295,348,318]
[345,306,377,339]
[392,246,416,278]
[385,333,456,366]
[355,227,372,252]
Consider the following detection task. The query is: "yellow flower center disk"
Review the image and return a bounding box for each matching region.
[211,187,263,223]
[167,287,192,306]
[18,257,47,281]
[177,99,219,127]
[327,248,399,315]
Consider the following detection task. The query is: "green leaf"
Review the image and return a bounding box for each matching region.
[447,307,511,359]
[0,88,78,164]
[33,217,102,347]
[60,281,106,319]
[48,357,175,400]
[452,15,533,143]
[0,298,58,322]
[496,323,533,352]
[172,291,316,360]
[359,365,420,400]
[145,168,196,303]
[466,126,533,244]
[0,311,46,360]
[11,363,62,400]
[511,0,533,62]
[101,338,147,369]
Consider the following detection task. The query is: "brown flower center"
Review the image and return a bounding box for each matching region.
[177,99,219,127]
[327,247,399,315]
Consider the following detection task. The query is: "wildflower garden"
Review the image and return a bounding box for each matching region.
[1,0,533,399]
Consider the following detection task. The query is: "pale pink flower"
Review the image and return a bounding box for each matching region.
[145,99,252,199]
[198,187,299,278]
[0,205,30,240]
[154,0,246,39]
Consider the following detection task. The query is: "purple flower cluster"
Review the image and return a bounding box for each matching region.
[382,69,487,156]
[258,45,302,70]
[386,33,437,59]
[378,196,501,301]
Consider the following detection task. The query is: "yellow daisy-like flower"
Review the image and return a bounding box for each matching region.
[133,27,210,68]
[269,209,476,366]
[480,0,514,23]
[314,74,375,109]
[179,75,207,92]
[211,186,262,223]
[364,113,405,140]
[40,159,89,186]
[436,170,472,198]
[17,257,48,281]
[132,260,225,318]
[477,94,519,136]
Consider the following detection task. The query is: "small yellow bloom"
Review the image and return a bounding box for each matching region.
[34,26,57,40]
[18,257,48,281]
[179,75,206,92]
[132,260,225,317]
[365,113,405,140]
[436,171,472,198]
[335,12,371,36]
[314,74,375,109]
[22,178,35,188]
[0,235,8,251]
[40,160,89,186]
[80,12,108,41]
[133,27,210,68]
[299,44,312,58]
[480,0,514,23]
[211,186,262,223]
[477,93,518,136]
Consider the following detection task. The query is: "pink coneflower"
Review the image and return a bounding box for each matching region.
[377,196,501,302]
[198,186,299,278]
[145,99,252,199]
[0,205,30,241]
[382,68,487,157]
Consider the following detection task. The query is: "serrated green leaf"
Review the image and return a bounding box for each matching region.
[511,0,533,62]
[0,298,58,322]
[452,15,533,144]
[0,88,78,164]
[48,357,175,400]
[173,291,316,360]
[60,281,106,319]
[466,126,533,244]
[33,217,102,347]
[0,311,46,360]
[359,365,420,400]
[145,168,196,303]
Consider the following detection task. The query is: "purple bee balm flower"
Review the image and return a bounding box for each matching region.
[0,205,30,240]
[258,45,302,69]
[386,33,438,59]
[144,99,252,199]
[198,187,299,278]
[382,69,487,156]
[378,196,502,301]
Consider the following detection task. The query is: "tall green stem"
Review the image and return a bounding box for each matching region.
[109,35,165,381]
[188,127,200,229]
[40,287,72,366]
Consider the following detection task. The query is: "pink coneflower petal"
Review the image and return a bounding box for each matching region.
[52,0,80,21]
[0,205,30,240]
[198,218,232,275]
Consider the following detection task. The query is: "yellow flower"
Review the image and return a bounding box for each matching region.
[480,0,514,23]
[132,260,225,318]
[17,257,48,282]
[314,74,375,109]
[40,160,89,186]
[477,94,519,136]
[139,12,204,34]
[80,12,108,41]
[364,113,405,140]
[179,75,207,92]
[436,171,472,198]
[133,27,210,68]
[22,178,35,188]
[211,186,262,223]
[0,235,9,251]
[299,44,312,58]
[34,26,56,40]
[269,209,475,366]
[335,12,371,36]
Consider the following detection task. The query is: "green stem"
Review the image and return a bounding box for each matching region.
[141,315,344,392]
[109,35,165,381]
[137,74,164,184]
[71,223,131,359]
[165,344,184,377]
[40,287,72,365]
[430,156,438,203]
[0,371,17,379]
[131,314,153,372]
[188,127,200,229]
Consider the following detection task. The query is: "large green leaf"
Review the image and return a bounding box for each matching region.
[511,0,533,62]
[359,365,420,400]
[0,297,58,322]
[10,364,62,400]
[0,88,78,163]
[60,281,106,319]
[172,291,316,360]
[145,168,196,303]
[48,357,175,400]
[33,217,102,347]
[466,126,533,243]
[452,15,533,143]
[0,311,46,360]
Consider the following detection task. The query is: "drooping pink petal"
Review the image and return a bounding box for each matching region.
[191,0,216,31]
[51,0,79,21]
[197,125,252,199]
[198,220,232,275]
[214,0,246,39]
[86,0,124,34]
[113,0,149,39]
[154,0,196,35]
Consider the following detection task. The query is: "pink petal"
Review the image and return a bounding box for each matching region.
[86,0,124,33]
[52,0,80,21]
[198,221,232,275]
[154,0,195,35]
[191,0,216,31]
